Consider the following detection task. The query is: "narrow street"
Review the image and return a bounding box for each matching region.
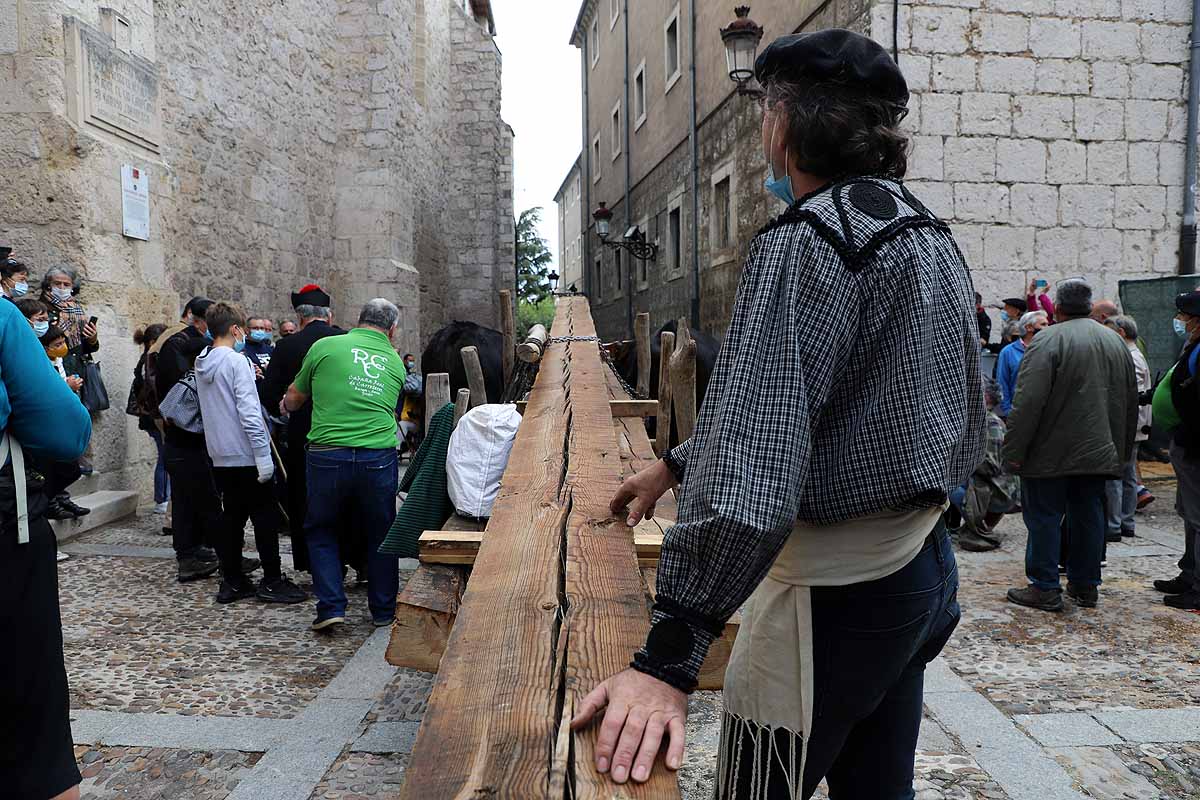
[59,474,1200,799]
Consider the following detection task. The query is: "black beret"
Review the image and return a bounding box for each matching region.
[1001,298,1028,314]
[1176,289,1200,316]
[0,246,11,261]
[754,29,908,108]
[291,283,331,309]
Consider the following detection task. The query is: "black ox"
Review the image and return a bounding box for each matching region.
[420,321,506,405]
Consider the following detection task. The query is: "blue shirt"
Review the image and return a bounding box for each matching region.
[996,339,1026,417]
[0,298,91,460]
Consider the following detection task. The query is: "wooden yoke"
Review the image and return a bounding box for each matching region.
[399,297,679,799]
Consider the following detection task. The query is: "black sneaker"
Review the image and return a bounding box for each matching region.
[1154,575,1192,594]
[45,500,75,521]
[241,557,261,575]
[1164,591,1200,610]
[1007,585,1064,612]
[216,579,257,604]
[257,576,307,604]
[178,557,221,583]
[1120,529,1137,538]
[195,546,219,564]
[311,615,346,631]
[59,498,90,517]
[1104,532,1123,543]
[1066,583,1098,608]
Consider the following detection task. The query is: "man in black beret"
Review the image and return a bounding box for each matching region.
[260,284,347,574]
[573,29,985,797]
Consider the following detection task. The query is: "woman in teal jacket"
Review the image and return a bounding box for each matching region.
[0,296,91,800]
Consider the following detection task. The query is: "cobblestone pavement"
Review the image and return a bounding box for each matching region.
[60,476,1199,799]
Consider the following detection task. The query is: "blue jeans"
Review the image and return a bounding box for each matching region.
[147,428,170,504]
[1022,476,1106,590]
[304,447,399,621]
[721,525,961,799]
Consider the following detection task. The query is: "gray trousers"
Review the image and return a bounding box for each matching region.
[1168,442,1200,591]
[1104,458,1139,536]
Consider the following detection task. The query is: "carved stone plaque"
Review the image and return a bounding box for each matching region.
[63,16,161,153]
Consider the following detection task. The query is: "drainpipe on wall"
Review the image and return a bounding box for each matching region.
[623,0,634,337]
[1179,0,1200,275]
[582,25,593,297]
[688,0,701,330]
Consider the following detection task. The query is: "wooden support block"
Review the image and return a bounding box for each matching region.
[656,331,675,458]
[453,388,470,428]
[424,372,451,434]
[385,564,468,673]
[500,288,515,385]
[420,525,665,567]
[516,323,549,363]
[669,320,697,443]
[635,311,651,398]
[460,346,488,409]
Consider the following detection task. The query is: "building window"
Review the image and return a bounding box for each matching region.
[636,217,649,290]
[664,5,681,94]
[590,19,599,67]
[714,177,731,250]
[613,248,624,297]
[610,0,619,30]
[634,61,647,130]
[594,254,603,302]
[668,204,683,278]
[592,134,601,183]
[611,101,622,160]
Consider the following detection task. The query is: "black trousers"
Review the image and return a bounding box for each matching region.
[213,466,283,583]
[284,436,311,572]
[163,442,222,561]
[0,467,81,798]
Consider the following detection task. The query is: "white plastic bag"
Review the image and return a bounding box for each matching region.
[446,404,522,519]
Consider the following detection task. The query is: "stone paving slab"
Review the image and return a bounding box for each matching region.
[72,708,298,751]
[1093,708,1200,743]
[352,720,421,754]
[74,744,261,799]
[1049,746,1160,800]
[1014,712,1124,747]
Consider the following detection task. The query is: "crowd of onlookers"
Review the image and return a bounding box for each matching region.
[960,277,1200,613]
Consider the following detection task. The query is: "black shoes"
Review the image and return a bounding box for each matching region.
[1066,583,1098,608]
[178,557,221,583]
[59,497,90,516]
[242,557,261,575]
[45,500,76,521]
[1164,591,1200,610]
[1154,575,1192,594]
[257,577,307,604]
[1007,586,1065,612]
[1104,532,1123,543]
[311,615,346,631]
[216,579,257,604]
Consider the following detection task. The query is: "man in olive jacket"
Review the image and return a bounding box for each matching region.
[1003,280,1137,612]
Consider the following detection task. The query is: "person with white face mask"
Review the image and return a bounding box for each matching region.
[39,267,98,356]
[0,256,30,301]
[574,29,985,799]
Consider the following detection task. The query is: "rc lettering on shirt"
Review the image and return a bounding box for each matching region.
[351,348,389,379]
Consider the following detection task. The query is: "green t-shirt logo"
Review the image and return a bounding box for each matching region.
[353,348,389,379]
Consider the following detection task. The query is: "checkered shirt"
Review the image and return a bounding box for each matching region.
[633,179,987,691]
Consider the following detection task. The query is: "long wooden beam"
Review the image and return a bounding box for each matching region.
[399,296,678,798]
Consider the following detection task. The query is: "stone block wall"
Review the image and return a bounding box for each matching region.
[868,0,1195,313]
[0,0,512,497]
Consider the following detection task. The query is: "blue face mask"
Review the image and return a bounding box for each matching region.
[1000,311,1010,323]
[203,329,213,341]
[1174,318,1189,338]
[32,320,49,337]
[12,281,28,297]
[233,335,247,353]
[249,330,272,343]
[763,116,796,207]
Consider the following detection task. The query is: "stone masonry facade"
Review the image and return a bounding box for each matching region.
[0,0,512,496]
[870,0,1195,316]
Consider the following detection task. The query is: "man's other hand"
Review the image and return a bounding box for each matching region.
[610,459,678,527]
[571,668,688,784]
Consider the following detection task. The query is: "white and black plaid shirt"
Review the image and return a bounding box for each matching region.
[633,178,986,691]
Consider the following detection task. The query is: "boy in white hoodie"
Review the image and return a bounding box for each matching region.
[195,303,306,604]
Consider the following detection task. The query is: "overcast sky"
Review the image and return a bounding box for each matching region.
[493,0,584,269]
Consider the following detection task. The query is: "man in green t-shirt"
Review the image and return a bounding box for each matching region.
[284,298,407,630]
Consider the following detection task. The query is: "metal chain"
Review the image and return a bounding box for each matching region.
[548,335,600,343]
[597,342,648,400]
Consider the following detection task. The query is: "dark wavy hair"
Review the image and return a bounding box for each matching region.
[763,76,909,180]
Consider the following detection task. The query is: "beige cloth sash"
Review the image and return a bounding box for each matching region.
[0,432,31,544]
[717,506,941,797]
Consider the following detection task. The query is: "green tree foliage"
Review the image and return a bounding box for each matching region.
[516,207,554,305]
[516,295,556,340]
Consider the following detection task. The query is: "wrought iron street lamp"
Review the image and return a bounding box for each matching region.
[721,6,764,97]
[592,202,657,262]
[548,270,559,292]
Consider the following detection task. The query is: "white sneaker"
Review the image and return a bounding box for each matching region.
[153,502,168,515]
[56,550,70,562]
